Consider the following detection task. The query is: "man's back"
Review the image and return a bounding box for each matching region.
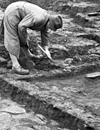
[5,1,46,17]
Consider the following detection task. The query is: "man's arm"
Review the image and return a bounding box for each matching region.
[41,28,52,59]
[18,13,35,44]
[41,28,49,47]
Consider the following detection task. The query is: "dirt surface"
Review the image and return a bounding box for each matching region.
[0,96,66,130]
[1,0,100,130]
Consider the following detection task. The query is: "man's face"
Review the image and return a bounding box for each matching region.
[46,21,57,31]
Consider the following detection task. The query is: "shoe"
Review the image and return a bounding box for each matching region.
[11,66,29,75]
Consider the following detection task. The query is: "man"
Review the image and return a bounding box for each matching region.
[3,1,63,75]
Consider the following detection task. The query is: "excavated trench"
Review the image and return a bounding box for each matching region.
[0,78,95,130]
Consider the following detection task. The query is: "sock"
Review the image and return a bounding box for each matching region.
[9,53,20,68]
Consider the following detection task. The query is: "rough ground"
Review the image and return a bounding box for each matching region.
[0,96,65,130]
[0,0,100,130]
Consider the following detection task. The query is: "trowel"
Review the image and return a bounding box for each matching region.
[86,72,100,79]
[37,44,68,70]
[37,44,53,61]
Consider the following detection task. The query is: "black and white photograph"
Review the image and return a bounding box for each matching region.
[0,0,99,130]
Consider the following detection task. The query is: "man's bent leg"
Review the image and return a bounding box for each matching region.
[9,53,29,75]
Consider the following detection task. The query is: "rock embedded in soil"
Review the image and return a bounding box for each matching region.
[11,126,34,130]
[0,105,26,114]
[0,113,12,129]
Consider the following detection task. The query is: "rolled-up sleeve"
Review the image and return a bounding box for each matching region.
[18,13,35,44]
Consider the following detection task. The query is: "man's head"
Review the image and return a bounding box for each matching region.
[47,15,63,31]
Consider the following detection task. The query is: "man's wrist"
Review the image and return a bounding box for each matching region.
[44,46,49,51]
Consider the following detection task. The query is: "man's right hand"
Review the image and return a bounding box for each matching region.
[38,44,52,60]
[44,46,52,60]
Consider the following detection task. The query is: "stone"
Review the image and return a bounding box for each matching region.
[50,120,59,126]
[0,68,8,74]
[0,56,6,62]
[35,114,47,124]
[33,125,51,130]
[0,105,26,114]
[7,60,12,69]
[0,56,7,67]
[11,126,34,130]
[35,114,45,120]
[86,72,100,79]
[31,116,46,125]
[51,86,59,91]
[0,113,12,129]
